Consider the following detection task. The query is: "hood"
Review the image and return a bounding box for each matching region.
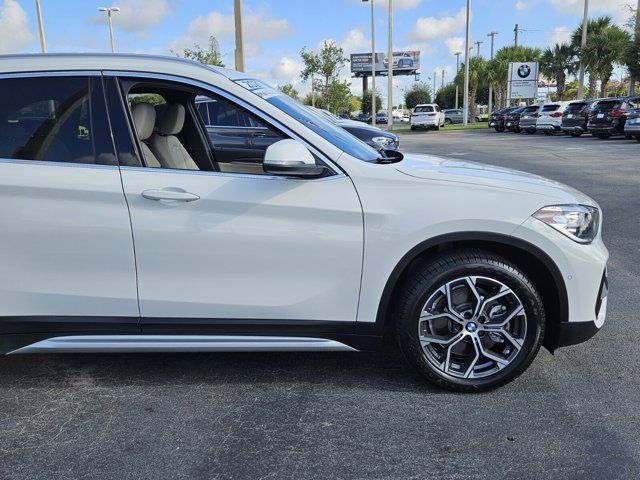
[394,153,595,205]
[337,119,376,128]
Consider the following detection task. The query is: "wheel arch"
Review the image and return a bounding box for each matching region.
[364,232,568,352]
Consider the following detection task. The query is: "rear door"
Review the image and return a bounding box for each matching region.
[0,73,138,333]
[590,100,623,126]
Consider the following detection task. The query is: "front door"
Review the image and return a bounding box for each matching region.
[111,76,364,332]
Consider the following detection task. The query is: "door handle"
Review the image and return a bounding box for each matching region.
[142,188,200,202]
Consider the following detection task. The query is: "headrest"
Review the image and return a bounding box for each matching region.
[131,103,156,141]
[157,104,185,136]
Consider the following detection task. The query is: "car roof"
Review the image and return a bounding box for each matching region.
[0,53,233,80]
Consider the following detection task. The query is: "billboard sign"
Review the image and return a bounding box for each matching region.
[351,51,420,76]
[507,62,539,99]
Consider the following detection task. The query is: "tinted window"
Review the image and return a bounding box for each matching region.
[566,102,586,112]
[523,106,539,113]
[0,76,116,165]
[594,101,622,112]
[414,106,434,113]
[206,99,252,127]
[542,105,560,112]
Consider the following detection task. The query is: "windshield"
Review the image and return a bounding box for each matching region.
[234,79,379,162]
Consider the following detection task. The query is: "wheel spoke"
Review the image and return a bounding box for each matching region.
[420,311,465,326]
[478,286,514,316]
[482,305,524,330]
[420,330,463,346]
[499,329,524,352]
[443,334,467,375]
[462,336,481,378]
[445,282,466,320]
[465,276,483,317]
[474,336,510,367]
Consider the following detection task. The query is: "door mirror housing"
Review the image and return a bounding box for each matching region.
[263,139,328,177]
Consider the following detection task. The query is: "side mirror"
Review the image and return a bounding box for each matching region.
[263,139,328,177]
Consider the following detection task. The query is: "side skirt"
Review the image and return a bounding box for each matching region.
[7,335,357,354]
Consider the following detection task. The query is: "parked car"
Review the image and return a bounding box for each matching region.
[410,104,445,130]
[504,107,527,133]
[383,52,414,69]
[0,54,609,392]
[519,105,542,134]
[310,107,399,151]
[560,99,601,137]
[488,107,517,132]
[624,106,640,142]
[357,112,371,123]
[536,101,572,136]
[375,112,388,124]
[587,97,639,139]
[443,109,482,125]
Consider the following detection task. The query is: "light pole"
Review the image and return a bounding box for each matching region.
[487,31,498,113]
[387,0,394,130]
[442,69,445,90]
[463,0,471,126]
[234,0,245,72]
[35,0,47,53]
[577,0,589,100]
[98,7,120,53]
[474,40,483,57]
[455,51,462,109]
[629,0,640,95]
[433,70,437,96]
[362,0,376,125]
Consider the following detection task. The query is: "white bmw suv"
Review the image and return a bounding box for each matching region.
[0,54,608,391]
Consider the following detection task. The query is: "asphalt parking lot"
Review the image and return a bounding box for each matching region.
[1,129,639,480]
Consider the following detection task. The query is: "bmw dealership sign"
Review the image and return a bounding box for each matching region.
[507,62,539,100]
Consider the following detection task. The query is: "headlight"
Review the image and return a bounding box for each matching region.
[372,136,395,147]
[532,204,600,243]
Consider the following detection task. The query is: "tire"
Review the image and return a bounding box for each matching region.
[571,131,583,137]
[395,250,544,392]
[544,130,555,136]
[445,119,453,125]
[514,127,522,133]
[410,126,416,131]
[596,133,611,139]
[434,125,441,131]
[526,128,536,134]
[495,127,504,133]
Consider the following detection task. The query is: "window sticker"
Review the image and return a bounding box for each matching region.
[235,79,281,99]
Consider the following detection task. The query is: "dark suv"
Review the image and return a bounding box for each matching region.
[518,105,542,134]
[587,97,640,139]
[504,107,526,132]
[488,107,517,132]
[561,99,600,137]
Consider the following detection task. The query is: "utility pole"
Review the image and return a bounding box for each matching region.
[463,0,471,126]
[433,70,437,96]
[387,0,394,130]
[628,0,640,95]
[487,31,498,113]
[35,0,46,53]
[98,7,120,53]
[577,0,589,99]
[474,40,483,57]
[442,69,445,90]
[234,0,245,72]
[455,51,462,109]
[362,0,376,124]
[514,24,519,47]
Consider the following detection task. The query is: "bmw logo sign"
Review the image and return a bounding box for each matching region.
[517,65,531,78]
[465,322,478,333]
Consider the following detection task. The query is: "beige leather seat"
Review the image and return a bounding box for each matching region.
[131,103,161,168]
[151,104,199,170]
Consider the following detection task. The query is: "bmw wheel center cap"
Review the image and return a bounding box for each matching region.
[465,322,478,333]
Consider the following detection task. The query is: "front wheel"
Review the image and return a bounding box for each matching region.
[395,250,544,392]
[595,133,611,139]
[544,130,555,136]
[445,119,453,125]
[571,131,583,137]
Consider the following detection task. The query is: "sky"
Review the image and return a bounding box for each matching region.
[3,0,637,106]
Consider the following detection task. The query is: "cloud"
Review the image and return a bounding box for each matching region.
[171,9,294,59]
[549,26,572,46]
[346,0,424,11]
[340,28,368,55]
[544,0,635,21]
[408,9,467,42]
[0,0,34,53]
[444,36,465,56]
[271,56,303,81]
[104,0,170,32]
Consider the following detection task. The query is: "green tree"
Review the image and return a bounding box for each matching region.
[404,82,432,110]
[581,23,630,97]
[434,83,457,109]
[300,41,348,105]
[361,89,383,116]
[456,57,489,119]
[540,43,576,100]
[173,36,224,67]
[624,6,640,94]
[278,84,299,100]
[324,80,352,113]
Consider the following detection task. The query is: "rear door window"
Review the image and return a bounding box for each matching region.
[414,106,434,113]
[0,76,116,165]
[541,105,560,112]
[566,103,586,112]
[594,101,622,112]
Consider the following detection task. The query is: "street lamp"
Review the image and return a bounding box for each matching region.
[577,0,589,100]
[362,0,376,124]
[98,7,120,53]
[35,0,47,53]
[487,31,498,114]
[463,0,471,126]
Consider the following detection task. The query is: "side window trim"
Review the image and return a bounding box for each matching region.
[101,70,342,177]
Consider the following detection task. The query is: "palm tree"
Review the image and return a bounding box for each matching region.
[455,57,489,118]
[540,43,576,100]
[581,24,630,97]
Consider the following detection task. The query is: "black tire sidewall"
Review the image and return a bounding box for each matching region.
[397,254,544,391]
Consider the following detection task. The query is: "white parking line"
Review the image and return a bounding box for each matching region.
[449,152,470,156]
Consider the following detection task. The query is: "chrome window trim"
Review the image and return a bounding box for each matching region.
[102,70,344,178]
[0,70,101,79]
[0,158,119,170]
